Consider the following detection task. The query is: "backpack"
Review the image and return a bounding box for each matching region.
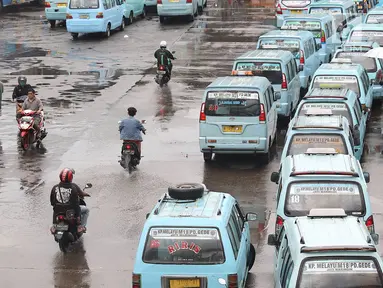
[156,50,169,66]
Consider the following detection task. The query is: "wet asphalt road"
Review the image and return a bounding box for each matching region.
[1,1,383,287]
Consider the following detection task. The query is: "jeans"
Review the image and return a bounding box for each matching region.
[80,205,89,227]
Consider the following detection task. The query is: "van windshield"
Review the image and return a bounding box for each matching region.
[312,75,361,97]
[298,102,353,124]
[235,62,282,84]
[205,91,260,117]
[281,0,311,8]
[285,182,365,216]
[283,21,322,38]
[365,14,383,24]
[349,30,383,46]
[69,0,99,9]
[258,39,300,59]
[336,51,377,72]
[298,258,383,288]
[288,134,347,155]
[142,227,225,264]
[309,7,343,25]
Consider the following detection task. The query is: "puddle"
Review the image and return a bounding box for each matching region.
[0,42,49,60]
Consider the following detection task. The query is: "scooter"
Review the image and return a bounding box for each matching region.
[118,120,146,173]
[50,183,92,253]
[18,109,47,150]
[155,51,176,87]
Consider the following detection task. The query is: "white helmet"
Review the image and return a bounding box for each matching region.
[160,41,167,48]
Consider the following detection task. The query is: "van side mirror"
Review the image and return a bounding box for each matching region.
[146,213,150,219]
[363,172,370,183]
[270,172,280,183]
[172,51,176,54]
[85,183,92,188]
[274,91,281,101]
[267,234,277,246]
[337,25,343,32]
[371,233,379,244]
[246,212,257,221]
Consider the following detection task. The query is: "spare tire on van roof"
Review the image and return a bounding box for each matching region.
[168,183,205,200]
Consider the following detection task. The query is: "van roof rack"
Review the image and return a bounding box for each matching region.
[308,208,347,218]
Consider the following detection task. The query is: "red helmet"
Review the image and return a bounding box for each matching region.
[59,168,75,183]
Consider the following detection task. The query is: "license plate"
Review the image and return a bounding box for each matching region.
[169,279,200,288]
[55,224,68,231]
[57,3,66,6]
[80,14,89,19]
[291,10,302,14]
[223,125,243,132]
[169,0,180,2]
[157,70,166,74]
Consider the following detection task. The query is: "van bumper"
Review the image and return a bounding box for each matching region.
[199,137,268,154]
[66,19,106,33]
[157,4,193,16]
[45,8,67,20]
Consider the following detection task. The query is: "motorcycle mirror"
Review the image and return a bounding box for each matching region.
[85,183,93,188]
[172,51,176,54]
[141,120,146,124]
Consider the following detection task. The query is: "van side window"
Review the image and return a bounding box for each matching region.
[325,23,331,37]
[105,0,112,9]
[291,59,298,75]
[102,0,108,9]
[353,101,362,123]
[268,86,275,105]
[111,0,116,7]
[230,212,242,246]
[361,72,369,95]
[303,41,310,60]
[310,38,317,52]
[285,63,291,83]
[276,180,283,204]
[233,203,245,230]
[265,89,271,112]
[280,238,292,281]
[276,226,285,252]
[227,219,239,259]
[287,62,293,83]
[348,127,355,149]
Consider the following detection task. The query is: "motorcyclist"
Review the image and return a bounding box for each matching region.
[50,168,90,233]
[21,88,45,136]
[119,107,146,161]
[154,41,176,76]
[12,76,33,101]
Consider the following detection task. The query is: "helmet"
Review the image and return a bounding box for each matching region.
[127,107,137,116]
[59,168,75,183]
[18,76,27,86]
[160,41,167,48]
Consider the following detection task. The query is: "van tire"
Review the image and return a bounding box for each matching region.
[168,183,205,200]
[128,12,134,25]
[159,16,165,23]
[203,152,212,162]
[259,138,272,165]
[120,18,125,31]
[71,33,79,40]
[49,20,56,28]
[247,244,256,270]
[141,5,146,18]
[198,4,203,14]
[105,24,111,38]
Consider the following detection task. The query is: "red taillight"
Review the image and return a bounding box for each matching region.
[281,73,287,90]
[259,104,266,122]
[186,0,192,3]
[132,273,141,288]
[321,30,326,43]
[276,4,282,14]
[45,1,51,7]
[199,103,206,122]
[159,65,164,70]
[66,13,73,19]
[366,215,374,233]
[228,274,238,288]
[157,0,162,3]
[300,50,305,65]
[96,12,103,18]
[126,145,131,149]
[276,215,284,234]
[57,215,65,221]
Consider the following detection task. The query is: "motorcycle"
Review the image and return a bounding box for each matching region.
[118,120,146,173]
[50,183,92,253]
[18,109,47,150]
[155,51,176,87]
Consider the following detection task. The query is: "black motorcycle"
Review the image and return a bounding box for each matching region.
[155,51,176,87]
[50,183,92,253]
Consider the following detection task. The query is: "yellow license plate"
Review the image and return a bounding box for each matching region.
[223,125,243,132]
[80,14,89,19]
[57,3,66,6]
[169,0,179,2]
[291,10,302,14]
[169,279,200,288]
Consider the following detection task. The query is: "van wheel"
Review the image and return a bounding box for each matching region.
[128,12,134,25]
[259,138,271,165]
[105,24,111,38]
[49,20,56,28]
[120,18,125,31]
[189,12,195,22]
[71,33,79,40]
[203,152,212,162]
[159,16,165,23]
[198,4,203,14]
[247,244,256,270]
[168,183,205,200]
[141,5,146,18]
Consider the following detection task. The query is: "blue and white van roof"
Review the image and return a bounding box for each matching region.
[207,76,271,91]
[235,50,294,63]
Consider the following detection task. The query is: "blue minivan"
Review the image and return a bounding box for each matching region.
[66,0,125,39]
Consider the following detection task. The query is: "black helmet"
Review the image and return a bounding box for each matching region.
[127,107,137,116]
[18,76,27,86]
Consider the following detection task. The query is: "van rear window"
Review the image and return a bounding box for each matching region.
[205,91,260,117]
[235,62,282,84]
[285,182,365,217]
[259,39,300,59]
[309,7,343,15]
[288,134,347,155]
[312,75,361,97]
[142,227,225,264]
[298,102,352,124]
[349,30,383,46]
[281,0,311,8]
[336,52,377,72]
[365,14,383,24]
[298,258,383,288]
[282,21,321,38]
[69,0,99,9]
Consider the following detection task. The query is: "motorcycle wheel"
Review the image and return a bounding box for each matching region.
[123,154,131,169]
[58,233,70,253]
[20,134,30,151]
[159,76,164,87]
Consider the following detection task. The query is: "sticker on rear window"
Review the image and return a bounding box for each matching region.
[302,103,348,110]
[366,14,383,24]
[314,76,357,83]
[292,136,341,144]
[260,39,300,49]
[207,91,259,100]
[290,183,359,194]
[352,31,383,37]
[283,21,321,30]
[304,260,376,272]
[150,228,220,239]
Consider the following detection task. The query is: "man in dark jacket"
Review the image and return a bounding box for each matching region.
[12,76,32,101]
[154,41,176,76]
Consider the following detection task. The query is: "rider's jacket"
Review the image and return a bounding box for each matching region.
[119,116,146,141]
[50,182,81,219]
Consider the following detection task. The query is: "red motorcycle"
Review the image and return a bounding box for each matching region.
[18,109,47,150]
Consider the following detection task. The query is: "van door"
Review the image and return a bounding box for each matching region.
[126,0,138,14]
[287,60,300,108]
[102,0,113,29]
[267,86,277,141]
[110,0,119,28]
[115,0,124,24]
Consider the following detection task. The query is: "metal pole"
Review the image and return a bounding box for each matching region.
[0,81,3,109]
